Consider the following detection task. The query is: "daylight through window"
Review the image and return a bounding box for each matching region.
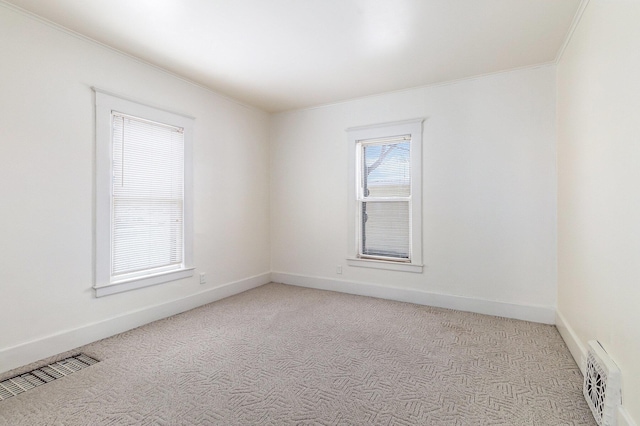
[95,90,194,296]
[358,136,411,260]
[347,119,424,273]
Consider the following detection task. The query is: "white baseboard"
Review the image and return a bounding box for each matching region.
[271,272,556,324]
[0,272,270,375]
[619,407,638,426]
[555,309,587,374]
[556,310,638,426]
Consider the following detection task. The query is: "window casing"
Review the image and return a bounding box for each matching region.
[95,89,194,296]
[347,119,424,273]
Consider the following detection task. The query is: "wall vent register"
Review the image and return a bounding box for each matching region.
[583,340,621,426]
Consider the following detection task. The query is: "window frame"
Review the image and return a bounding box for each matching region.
[94,89,194,297]
[346,119,424,273]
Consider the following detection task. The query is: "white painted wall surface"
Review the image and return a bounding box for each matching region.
[0,5,270,371]
[271,66,558,321]
[557,1,640,424]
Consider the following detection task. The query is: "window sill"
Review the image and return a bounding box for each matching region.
[94,267,195,297]
[347,258,423,273]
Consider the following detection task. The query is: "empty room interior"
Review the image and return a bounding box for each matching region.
[1,0,638,424]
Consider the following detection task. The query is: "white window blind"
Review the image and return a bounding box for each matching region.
[111,113,185,280]
[358,136,411,261]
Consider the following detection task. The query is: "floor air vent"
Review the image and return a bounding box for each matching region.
[583,341,621,426]
[0,354,99,401]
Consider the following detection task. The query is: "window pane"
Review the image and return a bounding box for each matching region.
[362,141,410,198]
[112,114,184,277]
[361,201,410,259]
[112,199,183,275]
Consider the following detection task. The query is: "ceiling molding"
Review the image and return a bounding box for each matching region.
[3,0,581,113]
[275,62,557,115]
[555,0,591,64]
[0,0,264,113]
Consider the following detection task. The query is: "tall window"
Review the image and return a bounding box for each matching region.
[95,90,194,297]
[347,119,424,273]
[358,136,411,260]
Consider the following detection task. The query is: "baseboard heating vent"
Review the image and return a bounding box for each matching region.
[583,340,621,426]
[0,354,99,401]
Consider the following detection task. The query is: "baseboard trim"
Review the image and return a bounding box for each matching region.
[0,272,270,375]
[555,310,638,426]
[555,309,587,374]
[619,407,638,426]
[272,272,556,324]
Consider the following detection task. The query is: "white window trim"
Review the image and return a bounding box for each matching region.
[346,118,425,273]
[94,88,194,297]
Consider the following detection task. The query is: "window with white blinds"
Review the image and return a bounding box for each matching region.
[95,90,194,297]
[111,113,184,279]
[359,137,411,260]
[347,119,424,273]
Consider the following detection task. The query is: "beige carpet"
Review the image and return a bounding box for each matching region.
[0,283,595,425]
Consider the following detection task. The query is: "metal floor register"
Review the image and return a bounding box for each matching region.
[0,354,99,401]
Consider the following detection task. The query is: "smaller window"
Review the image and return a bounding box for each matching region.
[358,136,411,261]
[347,119,424,273]
[94,89,194,296]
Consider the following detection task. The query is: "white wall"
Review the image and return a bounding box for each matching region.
[0,5,271,372]
[557,1,640,424]
[271,66,558,323]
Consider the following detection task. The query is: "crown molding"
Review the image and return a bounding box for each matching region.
[555,0,591,64]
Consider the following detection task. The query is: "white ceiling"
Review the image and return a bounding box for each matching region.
[5,0,582,112]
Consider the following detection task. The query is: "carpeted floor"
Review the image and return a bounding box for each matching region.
[0,283,595,425]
